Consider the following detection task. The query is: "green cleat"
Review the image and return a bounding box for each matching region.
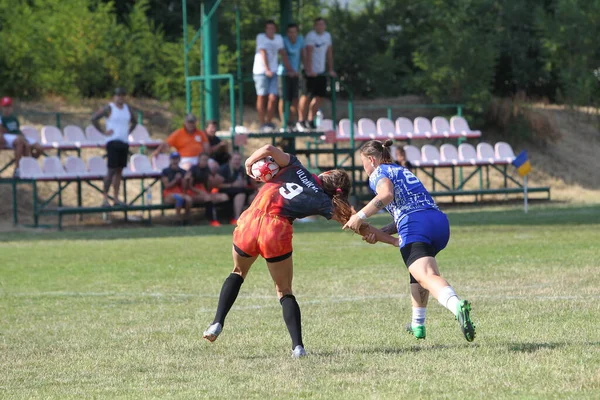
[405,323,426,340]
[456,300,476,342]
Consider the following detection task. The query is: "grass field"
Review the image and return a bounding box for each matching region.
[1,204,600,399]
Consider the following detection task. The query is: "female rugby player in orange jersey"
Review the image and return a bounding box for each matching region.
[203,144,397,358]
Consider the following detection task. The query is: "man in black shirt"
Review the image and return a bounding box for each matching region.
[186,153,229,227]
[205,120,231,171]
[218,152,258,224]
[161,152,192,224]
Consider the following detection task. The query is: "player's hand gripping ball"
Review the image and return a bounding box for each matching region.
[251,157,280,182]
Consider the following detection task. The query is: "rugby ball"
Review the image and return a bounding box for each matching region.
[251,157,280,182]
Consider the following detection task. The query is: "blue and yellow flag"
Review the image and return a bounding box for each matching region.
[512,150,531,177]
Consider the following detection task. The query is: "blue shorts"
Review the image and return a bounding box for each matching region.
[397,209,450,252]
[253,74,279,96]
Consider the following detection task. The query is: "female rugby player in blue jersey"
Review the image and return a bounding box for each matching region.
[343,139,476,342]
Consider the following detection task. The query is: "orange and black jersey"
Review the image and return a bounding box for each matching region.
[249,155,333,220]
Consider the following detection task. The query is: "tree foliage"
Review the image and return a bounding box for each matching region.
[0,0,598,112]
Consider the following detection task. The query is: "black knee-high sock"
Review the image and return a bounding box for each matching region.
[280,294,303,349]
[213,273,244,325]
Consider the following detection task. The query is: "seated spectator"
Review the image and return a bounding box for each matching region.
[218,152,258,225]
[392,144,413,170]
[185,153,229,227]
[153,114,210,170]
[204,120,230,171]
[161,152,192,225]
[0,97,44,176]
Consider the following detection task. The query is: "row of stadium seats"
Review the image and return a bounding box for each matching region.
[318,115,481,142]
[16,124,162,150]
[403,142,515,168]
[17,153,171,180]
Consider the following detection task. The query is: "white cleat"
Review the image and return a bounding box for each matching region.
[291,345,307,359]
[202,322,223,342]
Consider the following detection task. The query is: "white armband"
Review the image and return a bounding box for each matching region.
[357,210,368,220]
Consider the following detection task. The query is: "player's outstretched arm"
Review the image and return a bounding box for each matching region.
[244,145,291,176]
[343,177,394,233]
[359,224,399,247]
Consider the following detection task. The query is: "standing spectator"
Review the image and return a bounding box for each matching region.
[162,152,192,225]
[218,152,257,225]
[152,114,210,170]
[204,120,230,171]
[252,20,294,132]
[185,153,229,227]
[297,18,336,131]
[0,97,43,176]
[91,87,137,206]
[277,23,305,130]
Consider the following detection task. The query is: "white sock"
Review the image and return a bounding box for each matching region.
[437,286,460,317]
[411,307,427,327]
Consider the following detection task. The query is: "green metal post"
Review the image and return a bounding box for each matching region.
[137,110,143,125]
[56,113,61,128]
[229,75,236,142]
[457,105,463,116]
[12,179,17,225]
[183,0,191,113]
[331,78,338,166]
[387,107,392,121]
[203,0,220,123]
[349,97,356,198]
[235,6,244,127]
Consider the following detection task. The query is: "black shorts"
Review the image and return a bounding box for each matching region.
[106,140,129,169]
[278,76,300,102]
[305,74,328,98]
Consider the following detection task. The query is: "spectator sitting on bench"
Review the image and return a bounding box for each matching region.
[152,114,212,171]
[161,152,192,225]
[0,96,44,177]
[392,144,413,170]
[204,120,230,172]
[217,152,258,225]
[185,153,229,227]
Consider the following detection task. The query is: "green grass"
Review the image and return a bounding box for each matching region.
[1,204,600,399]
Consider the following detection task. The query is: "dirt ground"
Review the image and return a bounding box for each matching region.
[1,97,598,229]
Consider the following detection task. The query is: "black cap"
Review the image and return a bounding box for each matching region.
[114,87,126,95]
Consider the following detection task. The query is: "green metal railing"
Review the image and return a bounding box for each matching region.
[185,74,236,139]
[14,110,144,129]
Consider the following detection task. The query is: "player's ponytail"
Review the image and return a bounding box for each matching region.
[319,170,353,224]
[361,139,394,164]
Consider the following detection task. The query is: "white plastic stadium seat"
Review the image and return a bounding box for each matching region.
[432,116,455,138]
[21,126,41,143]
[450,116,482,138]
[41,126,67,147]
[395,117,414,139]
[153,154,170,172]
[42,156,67,178]
[357,118,377,140]
[18,157,43,179]
[413,117,434,139]
[85,125,107,146]
[130,154,157,176]
[63,125,87,146]
[421,144,444,166]
[129,124,162,146]
[64,156,91,178]
[87,156,108,176]
[458,143,478,165]
[403,145,422,167]
[440,144,459,165]
[319,119,334,132]
[376,118,396,139]
[477,142,497,164]
[494,141,516,163]
[337,119,358,141]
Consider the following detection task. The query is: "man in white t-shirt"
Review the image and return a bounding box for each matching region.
[297,17,336,131]
[252,20,294,132]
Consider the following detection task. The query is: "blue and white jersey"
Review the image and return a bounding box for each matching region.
[369,163,439,224]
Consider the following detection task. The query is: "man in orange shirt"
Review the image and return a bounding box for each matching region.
[152,114,211,170]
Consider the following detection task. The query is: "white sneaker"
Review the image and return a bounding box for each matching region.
[295,121,306,132]
[291,345,306,359]
[202,322,223,342]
